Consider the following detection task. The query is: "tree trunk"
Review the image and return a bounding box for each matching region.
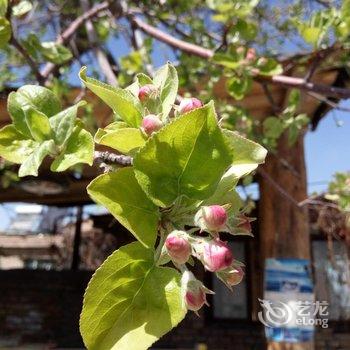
[258,132,313,350]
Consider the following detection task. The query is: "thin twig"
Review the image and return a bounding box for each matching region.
[307,91,350,112]
[258,167,302,209]
[261,83,281,114]
[10,36,45,84]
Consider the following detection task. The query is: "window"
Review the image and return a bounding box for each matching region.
[212,241,248,319]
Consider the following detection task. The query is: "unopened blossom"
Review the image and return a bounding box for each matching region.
[194,205,228,232]
[138,84,158,102]
[217,265,244,289]
[142,114,163,135]
[202,238,233,272]
[236,214,254,234]
[245,48,256,62]
[178,97,203,114]
[181,270,213,313]
[257,57,268,66]
[165,230,191,265]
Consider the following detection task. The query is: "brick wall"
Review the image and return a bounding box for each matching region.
[0,270,90,348]
[0,270,349,349]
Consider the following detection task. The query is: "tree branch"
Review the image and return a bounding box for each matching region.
[41,0,111,80]
[130,16,213,59]
[10,36,45,84]
[94,151,133,167]
[80,0,118,86]
[7,3,45,84]
[307,91,350,113]
[130,15,350,100]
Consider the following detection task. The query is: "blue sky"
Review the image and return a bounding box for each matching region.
[305,101,350,193]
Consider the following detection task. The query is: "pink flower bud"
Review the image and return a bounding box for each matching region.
[165,230,191,264]
[217,266,244,288]
[236,46,245,54]
[142,114,163,135]
[235,214,254,235]
[138,84,158,102]
[181,271,212,312]
[245,48,256,62]
[178,98,203,114]
[194,205,228,232]
[257,57,268,66]
[202,238,233,272]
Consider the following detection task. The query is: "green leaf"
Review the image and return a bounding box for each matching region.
[234,19,258,40]
[0,0,7,17]
[134,102,233,207]
[19,140,55,177]
[94,121,128,143]
[137,73,153,86]
[49,101,86,145]
[79,66,143,127]
[125,80,139,97]
[226,75,252,100]
[24,106,52,141]
[301,27,322,46]
[257,58,283,76]
[224,129,267,178]
[98,128,146,154]
[51,126,94,172]
[0,125,37,164]
[212,53,241,70]
[8,85,61,137]
[12,0,32,17]
[263,116,285,139]
[0,17,11,48]
[39,41,73,64]
[80,242,186,350]
[153,63,178,119]
[87,168,160,247]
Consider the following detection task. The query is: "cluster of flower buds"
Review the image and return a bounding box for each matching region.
[138,85,203,138]
[160,204,249,314]
[181,271,213,314]
[141,114,163,136]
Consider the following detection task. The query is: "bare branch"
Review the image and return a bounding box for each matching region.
[130,16,213,59]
